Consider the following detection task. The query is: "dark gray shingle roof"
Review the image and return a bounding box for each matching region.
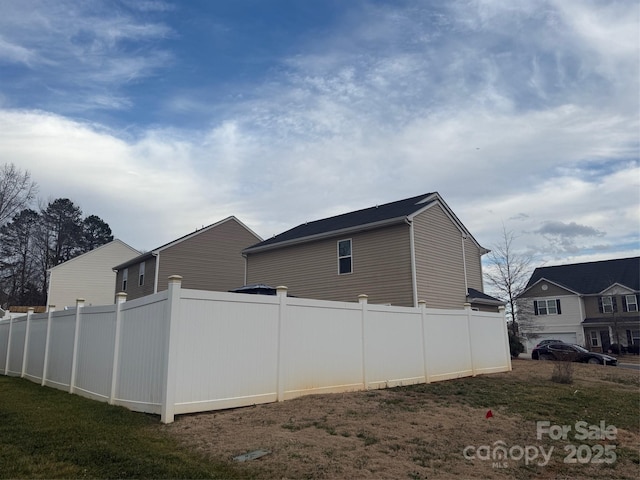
[525,257,640,294]
[244,193,437,252]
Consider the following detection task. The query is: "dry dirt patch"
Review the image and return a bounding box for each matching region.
[166,361,639,479]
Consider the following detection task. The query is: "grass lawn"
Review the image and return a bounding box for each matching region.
[1,360,638,479]
[0,376,243,479]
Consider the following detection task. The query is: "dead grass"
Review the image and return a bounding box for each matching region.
[167,361,640,479]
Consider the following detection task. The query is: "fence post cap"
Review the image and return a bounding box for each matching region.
[276,286,288,296]
[418,300,427,307]
[167,275,183,284]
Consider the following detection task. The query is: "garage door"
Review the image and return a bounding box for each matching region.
[536,333,577,345]
[525,332,578,352]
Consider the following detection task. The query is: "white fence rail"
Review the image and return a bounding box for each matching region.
[0,276,512,423]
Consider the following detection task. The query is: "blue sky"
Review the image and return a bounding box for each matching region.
[1,0,638,269]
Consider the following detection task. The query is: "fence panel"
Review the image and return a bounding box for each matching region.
[24,315,48,381]
[115,293,168,413]
[366,305,425,388]
[45,310,77,390]
[7,318,27,376]
[74,305,117,400]
[281,298,363,399]
[174,290,280,414]
[423,309,473,381]
[469,310,511,374]
[0,320,10,374]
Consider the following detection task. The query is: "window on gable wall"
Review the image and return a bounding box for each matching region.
[599,296,617,313]
[122,268,128,291]
[337,239,352,274]
[623,295,638,312]
[139,261,145,286]
[533,299,562,315]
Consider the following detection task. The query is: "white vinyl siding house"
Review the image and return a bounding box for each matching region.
[518,257,640,353]
[46,239,140,310]
[517,287,584,352]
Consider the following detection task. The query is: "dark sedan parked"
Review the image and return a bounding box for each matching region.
[531,343,617,366]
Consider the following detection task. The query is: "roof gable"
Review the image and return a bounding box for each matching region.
[114,216,261,270]
[48,239,140,272]
[523,257,640,295]
[519,277,580,297]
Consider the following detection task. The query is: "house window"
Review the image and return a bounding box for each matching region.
[601,296,614,313]
[590,331,599,347]
[139,262,145,286]
[533,299,561,315]
[624,295,638,312]
[337,239,352,275]
[627,329,640,345]
[122,268,128,291]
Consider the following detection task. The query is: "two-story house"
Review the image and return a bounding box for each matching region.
[47,239,140,310]
[517,257,640,353]
[114,216,262,301]
[243,192,503,310]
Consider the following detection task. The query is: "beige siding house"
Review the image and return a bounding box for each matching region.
[244,193,502,309]
[47,239,141,310]
[114,216,262,301]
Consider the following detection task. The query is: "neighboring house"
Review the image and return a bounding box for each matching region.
[243,192,503,310]
[113,216,262,301]
[47,239,141,310]
[517,257,640,353]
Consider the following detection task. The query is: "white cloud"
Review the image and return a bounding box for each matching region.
[0,0,637,267]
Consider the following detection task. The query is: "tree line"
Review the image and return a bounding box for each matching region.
[0,164,113,308]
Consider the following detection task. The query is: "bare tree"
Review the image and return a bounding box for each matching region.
[0,163,38,226]
[484,226,534,336]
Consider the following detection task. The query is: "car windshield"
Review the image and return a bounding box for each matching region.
[572,345,589,353]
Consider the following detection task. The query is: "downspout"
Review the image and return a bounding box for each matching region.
[407,218,418,307]
[461,234,468,296]
[242,252,248,286]
[578,294,586,347]
[153,252,160,294]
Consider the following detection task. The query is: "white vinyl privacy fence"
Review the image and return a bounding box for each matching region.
[0,276,512,423]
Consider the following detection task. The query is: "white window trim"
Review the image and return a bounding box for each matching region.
[625,295,638,312]
[590,331,599,347]
[602,295,614,313]
[337,238,353,275]
[122,268,128,291]
[536,299,559,315]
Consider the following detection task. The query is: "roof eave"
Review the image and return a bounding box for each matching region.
[468,297,506,306]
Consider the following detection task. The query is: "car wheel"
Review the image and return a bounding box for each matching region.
[539,354,552,361]
[587,357,601,365]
